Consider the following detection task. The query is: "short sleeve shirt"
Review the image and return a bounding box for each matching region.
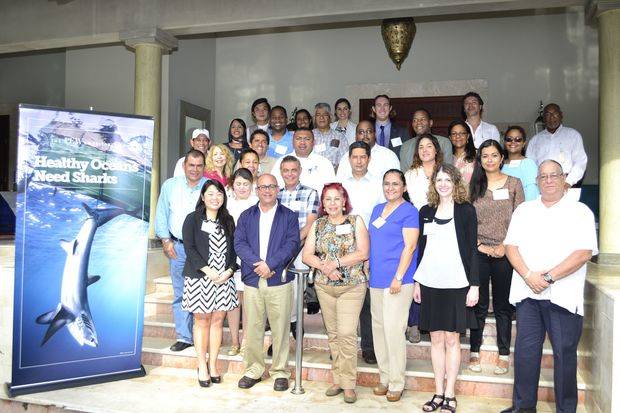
[368,201,419,288]
[504,196,598,315]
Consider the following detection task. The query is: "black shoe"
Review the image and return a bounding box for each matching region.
[170,341,193,352]
[238,376,261,389]
[273,378,289,391]
[211,376,222,384]
[500,407,536,413]
[197,368,211,387]
[290,321,305,341]
[362,351,377,364]
[306,301,320,315]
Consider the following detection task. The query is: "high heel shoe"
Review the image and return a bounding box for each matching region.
[197,368,211,387]
[209,363,222,384]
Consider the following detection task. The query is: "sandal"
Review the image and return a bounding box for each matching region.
[441,396,457,412]
[423,394,445,411]
[494,358,509,375]
[468,355,481,373]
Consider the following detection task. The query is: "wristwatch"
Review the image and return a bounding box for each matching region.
[542,272,554,284]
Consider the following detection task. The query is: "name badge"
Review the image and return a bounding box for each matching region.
[201,221,218,234]
[557,151,567,164]
[509,159,522,167]
[424,222,437,236]
[391,137,402,147]
[492,188,509,201]
[372,216,386,229]
[330,138,340,148]
[314,143,326,153]
[288,200,303,211]
[335,224,353,235]
[275,144,287,155]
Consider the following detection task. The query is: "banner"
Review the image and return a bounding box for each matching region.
[8,105,154,396]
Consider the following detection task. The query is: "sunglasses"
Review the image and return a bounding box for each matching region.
[504,137,524,143]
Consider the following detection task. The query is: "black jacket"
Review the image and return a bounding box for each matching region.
[417,202,479,286]
[387,122,412,159]
[182,211,238,279]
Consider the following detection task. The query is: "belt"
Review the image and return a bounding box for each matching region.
[170,234,183,244]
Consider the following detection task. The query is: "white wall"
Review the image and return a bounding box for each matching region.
[0,51,65,106]
[65,45,134,114]
[214,11,599,184]
[166,37,216,178]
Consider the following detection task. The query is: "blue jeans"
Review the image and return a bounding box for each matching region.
[170,241,193,344]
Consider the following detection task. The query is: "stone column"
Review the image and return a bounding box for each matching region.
[589,2,620,264]
[121,28,177,240]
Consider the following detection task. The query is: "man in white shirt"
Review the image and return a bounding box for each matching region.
[463,92,500,148]
[338,140,384,365]
[272,128,336,194]
[172,129,210,177]
[336,120,400,181]
[500,160,598,413]
[312,102,347,170]
[526,103,588,188]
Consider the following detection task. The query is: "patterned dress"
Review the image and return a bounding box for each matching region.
[182,219,239,313]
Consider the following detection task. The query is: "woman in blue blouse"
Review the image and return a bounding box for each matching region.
[368,169,420,402]
[501,126,539,201]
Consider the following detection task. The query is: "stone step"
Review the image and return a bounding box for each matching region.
[140,336,588,403]
[143,292,518,338]
[143,314,590,370]
[1,365,584,412]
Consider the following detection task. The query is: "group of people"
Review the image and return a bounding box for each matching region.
[154,92,596,413]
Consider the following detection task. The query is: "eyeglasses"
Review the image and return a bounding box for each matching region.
[257,184,278,191]
[504,137,524,143]
[450,132,468,137]
[537,173,564,181]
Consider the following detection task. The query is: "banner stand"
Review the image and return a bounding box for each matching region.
[6,366,146,398]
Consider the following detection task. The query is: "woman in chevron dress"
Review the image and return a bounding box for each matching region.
[182,179,239,387]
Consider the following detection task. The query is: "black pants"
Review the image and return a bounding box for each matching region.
[469,252,513,355]
[513,299,582,413]
[359,288,374,352]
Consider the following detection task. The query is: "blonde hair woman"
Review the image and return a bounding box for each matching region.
[205,144,234,187]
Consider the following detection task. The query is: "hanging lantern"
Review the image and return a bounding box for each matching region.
[381,18,416,71]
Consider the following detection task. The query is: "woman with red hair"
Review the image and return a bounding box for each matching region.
[302,183,369,404]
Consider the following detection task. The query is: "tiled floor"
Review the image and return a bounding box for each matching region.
[1,366,585,413]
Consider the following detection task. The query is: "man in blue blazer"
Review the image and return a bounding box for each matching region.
[234,173,300,392]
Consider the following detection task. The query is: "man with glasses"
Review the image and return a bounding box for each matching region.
[336,120,400,181]
[272,128,335,193]
[399,108,453,172]
[312,102,348,170]
[526,103,588,189]
[463,91,500,148]
[235,174,300,392]
[500,160,597,413]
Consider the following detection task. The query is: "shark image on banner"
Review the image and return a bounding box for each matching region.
[36,203,126,347]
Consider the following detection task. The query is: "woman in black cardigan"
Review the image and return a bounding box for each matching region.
[182,180,238,387]
[413,163,479,413]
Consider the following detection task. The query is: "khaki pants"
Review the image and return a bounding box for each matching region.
[315,282,367,389]
[243,278,293,380]
[370,284,414,392]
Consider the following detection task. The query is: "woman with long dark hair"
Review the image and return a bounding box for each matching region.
[225,118,249,162]
[448,120,476,185]
[468,139,524,376]
[182,180,239,387]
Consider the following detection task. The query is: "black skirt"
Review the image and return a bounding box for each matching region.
[419,284,478,333]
